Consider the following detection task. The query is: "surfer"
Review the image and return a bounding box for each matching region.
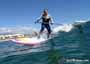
[35,9,54,38]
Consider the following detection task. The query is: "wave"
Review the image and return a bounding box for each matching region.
[0,21,90,64]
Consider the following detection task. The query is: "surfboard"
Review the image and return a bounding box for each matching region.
[11,37,48,45]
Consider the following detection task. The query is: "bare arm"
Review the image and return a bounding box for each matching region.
[35,15,42,23]
[49,16,54,24]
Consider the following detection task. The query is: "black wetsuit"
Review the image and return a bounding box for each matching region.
[40,16,52,34]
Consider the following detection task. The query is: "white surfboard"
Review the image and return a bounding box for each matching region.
[11,37,49,45]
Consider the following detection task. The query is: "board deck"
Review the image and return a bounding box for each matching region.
[11,37,48,45]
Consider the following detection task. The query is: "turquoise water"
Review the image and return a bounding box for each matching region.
[0,22,90,64]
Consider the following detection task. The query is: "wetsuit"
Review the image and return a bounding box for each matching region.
[40,15,52,34]
[36,14,53,38]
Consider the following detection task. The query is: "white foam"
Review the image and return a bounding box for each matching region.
[53,24,73,33]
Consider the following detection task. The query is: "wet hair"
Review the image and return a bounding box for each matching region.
[43,9,48,16]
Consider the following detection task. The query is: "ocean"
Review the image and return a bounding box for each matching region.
[0,21,90,64]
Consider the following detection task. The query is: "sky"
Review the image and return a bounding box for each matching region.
[0,0,90,28]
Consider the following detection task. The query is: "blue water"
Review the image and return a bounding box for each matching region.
[0,21,90,64]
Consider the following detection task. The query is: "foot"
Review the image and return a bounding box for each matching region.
[47,34,50,39]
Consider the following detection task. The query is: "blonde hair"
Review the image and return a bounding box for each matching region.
[42,9,48,16]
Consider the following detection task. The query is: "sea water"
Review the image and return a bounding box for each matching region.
[0,22,90,64]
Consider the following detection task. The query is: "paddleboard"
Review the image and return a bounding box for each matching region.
[11,37,48,45]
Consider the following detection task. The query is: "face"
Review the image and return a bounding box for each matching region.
[43,9,48,16]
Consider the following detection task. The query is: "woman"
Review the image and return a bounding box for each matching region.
[35,9,54,38]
